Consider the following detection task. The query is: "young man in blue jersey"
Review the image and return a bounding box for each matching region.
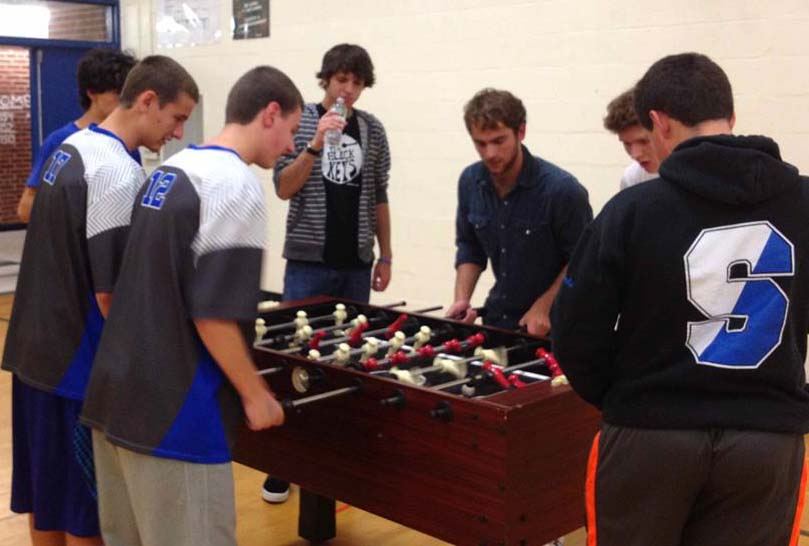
[552,53,809,546]
[16,47,137,222]
[81,66,301,546]
[2,55,197,546]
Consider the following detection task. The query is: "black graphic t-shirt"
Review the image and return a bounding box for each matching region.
[317,103,367,268]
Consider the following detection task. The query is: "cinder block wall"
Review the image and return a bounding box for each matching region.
[119,0,809,310]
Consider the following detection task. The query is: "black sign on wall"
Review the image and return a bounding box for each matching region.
[232,0,269,40]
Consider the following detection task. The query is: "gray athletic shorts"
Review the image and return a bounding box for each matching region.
[585,423,806,546]
[92,430,237,546]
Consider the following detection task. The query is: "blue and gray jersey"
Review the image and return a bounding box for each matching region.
[2,126,145,399]
[81,145,266,463]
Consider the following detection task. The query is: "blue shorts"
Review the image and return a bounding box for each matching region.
[11,375,100,537]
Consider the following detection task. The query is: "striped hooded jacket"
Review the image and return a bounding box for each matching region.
[273,102,391,264]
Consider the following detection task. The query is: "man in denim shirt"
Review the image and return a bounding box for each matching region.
[446,89,592,336]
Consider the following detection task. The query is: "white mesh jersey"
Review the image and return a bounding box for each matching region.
[2,126,145,399]
[82,145,267,463]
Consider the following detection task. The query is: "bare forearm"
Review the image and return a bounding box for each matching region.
[276,153,316,200]
[375,203,392,258]
[194,319,267,400]
[454,263,483,302]
[17,187,37,223]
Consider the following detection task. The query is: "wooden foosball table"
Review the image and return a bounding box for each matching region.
[234,297,600,546]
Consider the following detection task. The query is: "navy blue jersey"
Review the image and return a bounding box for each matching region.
[2,126,146,399]
[82,145,266,463]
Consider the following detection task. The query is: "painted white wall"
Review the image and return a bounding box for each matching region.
[121,0,809,311]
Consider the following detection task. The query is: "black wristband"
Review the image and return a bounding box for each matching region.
[305,145,321,157]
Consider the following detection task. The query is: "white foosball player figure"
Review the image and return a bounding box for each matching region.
[308,349,321,361]
[432,357,468,379]
[345,314,368,336]
[389,367,427,386]
[359,337,380,363]
[333,303,347,326]
[412,326,432,350]
[333,343,352,366]
[551,375,570,387]
[474,346,505,366]
[254,318,267,343]
[291,325,313,348]
[293,310,309,332]
[257,300,279,312]
[386,331,406,356]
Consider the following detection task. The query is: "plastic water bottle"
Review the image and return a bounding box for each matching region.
[325,97,347,147]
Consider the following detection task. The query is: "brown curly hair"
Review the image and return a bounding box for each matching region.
[463,88,526,133]
[603,89,639,133]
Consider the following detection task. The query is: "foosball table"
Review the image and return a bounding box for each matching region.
[233,297,601,546]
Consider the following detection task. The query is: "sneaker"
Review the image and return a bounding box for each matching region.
[261,476,290,503]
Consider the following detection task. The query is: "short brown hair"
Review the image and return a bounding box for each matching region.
[603,89,640,133]
[118,55,199,108]
[226,66,304,124]
[463,88,526,133]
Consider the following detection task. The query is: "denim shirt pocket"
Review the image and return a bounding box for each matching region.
[468,213,496,257]
[512,219,553,259]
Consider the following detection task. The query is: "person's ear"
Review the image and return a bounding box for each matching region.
[649,110,671,138]
[517,122,526,142]
[262,101,282,128]
[134,90,158,113]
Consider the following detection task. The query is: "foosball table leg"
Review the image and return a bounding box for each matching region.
[298,489,336,542]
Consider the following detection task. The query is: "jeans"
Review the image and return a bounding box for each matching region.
[282,260,372,303]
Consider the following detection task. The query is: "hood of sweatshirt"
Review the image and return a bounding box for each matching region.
[659,134,800,206]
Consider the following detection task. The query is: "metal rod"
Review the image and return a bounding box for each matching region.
[283,385,361,409]
[262,307,351,334]
[273,312,410,352]
[257,366,284,376]
[412,305,442,313]
[433,356,547,391]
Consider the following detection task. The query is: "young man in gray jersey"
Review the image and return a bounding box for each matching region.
[2,55,197,546]
[82,66,301,546]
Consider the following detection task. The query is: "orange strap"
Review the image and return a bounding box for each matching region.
[585,430,601,546]
[789,457,808,546]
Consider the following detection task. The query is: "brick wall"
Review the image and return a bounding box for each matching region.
[0,47,31,225]
[49,3,110,42]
